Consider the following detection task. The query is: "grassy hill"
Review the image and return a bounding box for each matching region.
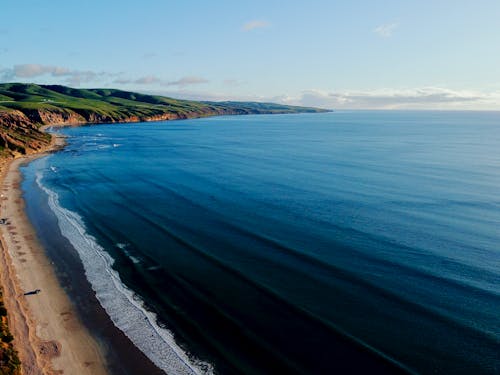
[0,83,328,157]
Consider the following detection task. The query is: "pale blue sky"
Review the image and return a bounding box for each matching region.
[1,1,500,109]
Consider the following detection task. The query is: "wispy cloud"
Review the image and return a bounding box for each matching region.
[112,75,209,88]
[8,64,69,78]
[113,78,133,84]
[120,85,500,111]
[135,75,162,85]
[0,64,106,86]
[66,71,101,86]
[242,20,270,32]
[276,87,500,110]
[165,76,209,87]
[373,22,399,38]
[141,89,265,102]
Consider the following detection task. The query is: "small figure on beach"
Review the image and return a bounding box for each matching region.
[0,218,7,225]
[24,289,41,296]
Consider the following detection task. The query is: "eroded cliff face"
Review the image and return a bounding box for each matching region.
[0,110,184,158]
[0,110,51,157]
[22,108,86,126]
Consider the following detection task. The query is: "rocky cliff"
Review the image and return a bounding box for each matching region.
[0,110,51,157]
[0,107,241,157]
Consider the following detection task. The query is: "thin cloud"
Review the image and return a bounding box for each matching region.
[278,87,500,110]
[113,76,158,85]
[142,88,273,103]
[65,71,100,86]
[143,89,225,101]
[0,64,109,86]
[373,22,399,38]
[134,75,161,85]
[8,64,70,78]
[113,78,133,84]
[112,75,209,88]
[165,76,209,87]
[126,86,500,110]
[242,20,270,32]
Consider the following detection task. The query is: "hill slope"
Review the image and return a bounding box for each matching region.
[0,83,328,157]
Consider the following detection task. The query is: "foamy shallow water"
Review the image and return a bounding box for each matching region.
[36,166,213,375]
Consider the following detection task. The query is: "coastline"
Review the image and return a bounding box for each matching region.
[0,133,110,374]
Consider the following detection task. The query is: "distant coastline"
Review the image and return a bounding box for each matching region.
[0,82,329,159]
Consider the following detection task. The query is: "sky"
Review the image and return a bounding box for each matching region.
[1,0,500,109]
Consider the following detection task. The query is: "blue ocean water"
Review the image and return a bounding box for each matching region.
[22,112,500,374]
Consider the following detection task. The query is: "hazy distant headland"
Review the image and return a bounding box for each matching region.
[0,83,328,158]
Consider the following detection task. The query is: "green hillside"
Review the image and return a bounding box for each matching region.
[0,83,328,157]
[0,83,326,120]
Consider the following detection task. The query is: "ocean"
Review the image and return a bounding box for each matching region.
[21,111,500,374]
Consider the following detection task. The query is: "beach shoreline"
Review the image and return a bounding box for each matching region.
[0,129,168,375]
[0,133,111,374]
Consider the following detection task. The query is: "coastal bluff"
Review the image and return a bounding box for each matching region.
[0,83,328,158]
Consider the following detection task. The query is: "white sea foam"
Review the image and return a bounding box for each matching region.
[36,171,214,375]
[115,242,141,264]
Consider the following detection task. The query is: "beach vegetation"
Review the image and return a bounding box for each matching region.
[0,290,21,375]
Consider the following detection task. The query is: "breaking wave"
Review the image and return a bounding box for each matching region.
[36,171,214,375]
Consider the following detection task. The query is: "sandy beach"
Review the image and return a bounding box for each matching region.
[0,135,109,375]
